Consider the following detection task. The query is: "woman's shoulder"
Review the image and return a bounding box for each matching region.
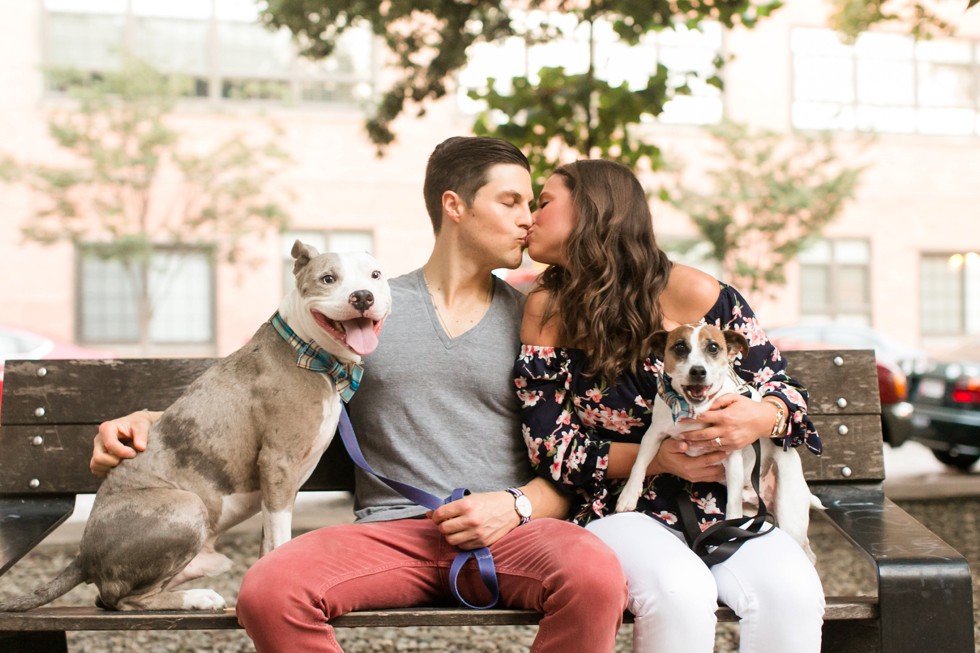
[521,288,562,346]
[661,263,722,325]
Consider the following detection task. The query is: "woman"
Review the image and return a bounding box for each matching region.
[515,159,825,653]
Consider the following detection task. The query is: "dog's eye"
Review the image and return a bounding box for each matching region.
[705,341,720,354]
[371,270,382,280]
[321,274,336,284]
[671,342,689,355]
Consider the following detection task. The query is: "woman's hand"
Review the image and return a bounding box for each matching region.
[651,438,727,483]
[679,393,780,453]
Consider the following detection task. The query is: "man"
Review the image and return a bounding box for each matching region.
[91,136,629,652]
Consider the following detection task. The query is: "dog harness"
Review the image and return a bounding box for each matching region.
[270,312,363,402]
[269,311,500,609]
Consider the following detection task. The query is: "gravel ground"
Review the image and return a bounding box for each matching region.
[1,495,976,652]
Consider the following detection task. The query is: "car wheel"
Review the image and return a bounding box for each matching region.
[931,449,980,471]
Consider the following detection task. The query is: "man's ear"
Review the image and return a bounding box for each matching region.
[442,190,466,225]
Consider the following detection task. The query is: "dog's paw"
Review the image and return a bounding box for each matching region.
[180,589,227,611]
[615,487,641,513]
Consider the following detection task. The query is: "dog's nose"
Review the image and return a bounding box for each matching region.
[349,290,375,312]
[689,366,707,382]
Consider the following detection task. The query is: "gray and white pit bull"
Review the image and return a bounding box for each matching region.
[615,324,821,563]
[0,241,391,612]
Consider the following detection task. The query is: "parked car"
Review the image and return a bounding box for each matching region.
[766,324,922,447]
[907,339,980,471]
[0,326,114,414]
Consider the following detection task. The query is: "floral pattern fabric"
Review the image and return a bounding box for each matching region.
[514,281,821,530]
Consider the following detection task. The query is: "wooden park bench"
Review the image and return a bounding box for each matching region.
[0,350,974,652]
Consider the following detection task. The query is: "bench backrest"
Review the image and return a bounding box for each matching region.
[0,349,883,497]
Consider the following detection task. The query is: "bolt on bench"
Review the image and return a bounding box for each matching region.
[0,351,974,652]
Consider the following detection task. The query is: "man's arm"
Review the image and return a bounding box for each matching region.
[428,477,571,550]
[90,410,162,476]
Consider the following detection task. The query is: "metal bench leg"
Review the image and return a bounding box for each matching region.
[0,631,68,653]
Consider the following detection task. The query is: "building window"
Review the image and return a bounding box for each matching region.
[798,238,871,325]
[43,0,377,106]
[78,246,214,345]
[281,230,375,295]
[458,15,723,126]
[791,27,979,136]
[919,252,980,336]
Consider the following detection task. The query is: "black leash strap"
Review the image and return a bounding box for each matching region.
[675,440,776,567]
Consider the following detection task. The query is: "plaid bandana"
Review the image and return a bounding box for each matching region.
[270,311,363,403]
[657,365,754,423]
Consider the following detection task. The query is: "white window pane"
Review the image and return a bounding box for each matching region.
[798,240,832,263]
[149,251,213,343]
[916,38,973,63]
[46,13,125,70]
[217,22,295,77]
[855,32,914,58]
[794,55,853,102]
[966,253,980,335]
[857,59,914,104]
[132,0,212,19]
[918,61,974,107]
[834,239,869,264]
[329,232,374,254]
[133,17,209,73]
[792,101,855,130]
[80,255,140,342]
[855,105,916,132]
[920,255,962,335]
[791,27,851,56]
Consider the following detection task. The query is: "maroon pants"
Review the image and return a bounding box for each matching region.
[237,516,627,652]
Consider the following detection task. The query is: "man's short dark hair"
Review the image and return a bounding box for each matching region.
[423,136,530,234]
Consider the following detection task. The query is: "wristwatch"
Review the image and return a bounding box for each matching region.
[506,487,532,526]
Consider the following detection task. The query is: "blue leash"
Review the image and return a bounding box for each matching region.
[336,404,500,609]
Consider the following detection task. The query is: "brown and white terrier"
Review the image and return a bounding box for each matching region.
[615,324,820,563]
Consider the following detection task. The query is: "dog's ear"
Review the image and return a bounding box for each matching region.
[650,330,669,359]
[723,330,749,359]
[291,240,320,274]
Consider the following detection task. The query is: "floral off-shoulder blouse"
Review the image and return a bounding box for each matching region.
[514,281,821,531]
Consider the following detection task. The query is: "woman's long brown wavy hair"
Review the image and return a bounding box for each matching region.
[538,160,673,384]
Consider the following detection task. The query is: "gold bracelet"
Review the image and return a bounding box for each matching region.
[763,397,787,437]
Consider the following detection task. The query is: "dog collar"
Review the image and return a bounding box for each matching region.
[270,311,364,403]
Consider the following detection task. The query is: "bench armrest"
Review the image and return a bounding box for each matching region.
[0,496,76,576]
[813,484,974,653]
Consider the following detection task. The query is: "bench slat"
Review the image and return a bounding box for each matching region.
[0,597,878,632]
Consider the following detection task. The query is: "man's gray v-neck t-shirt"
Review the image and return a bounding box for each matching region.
[346,268,534,523]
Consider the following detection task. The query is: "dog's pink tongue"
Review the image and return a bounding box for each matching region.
[343,318,379,355]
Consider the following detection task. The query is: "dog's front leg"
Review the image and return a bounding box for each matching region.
[258,452,301,556]
[616,407,672,513]
[725,449,746,519]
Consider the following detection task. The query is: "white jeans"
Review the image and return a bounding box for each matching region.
[586,512,824,653]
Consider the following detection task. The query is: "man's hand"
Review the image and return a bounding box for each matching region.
[652,437,727,483]
[428,491,518,550]
[90,410,160,477]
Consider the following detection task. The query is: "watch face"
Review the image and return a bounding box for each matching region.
[515,495,532,518]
